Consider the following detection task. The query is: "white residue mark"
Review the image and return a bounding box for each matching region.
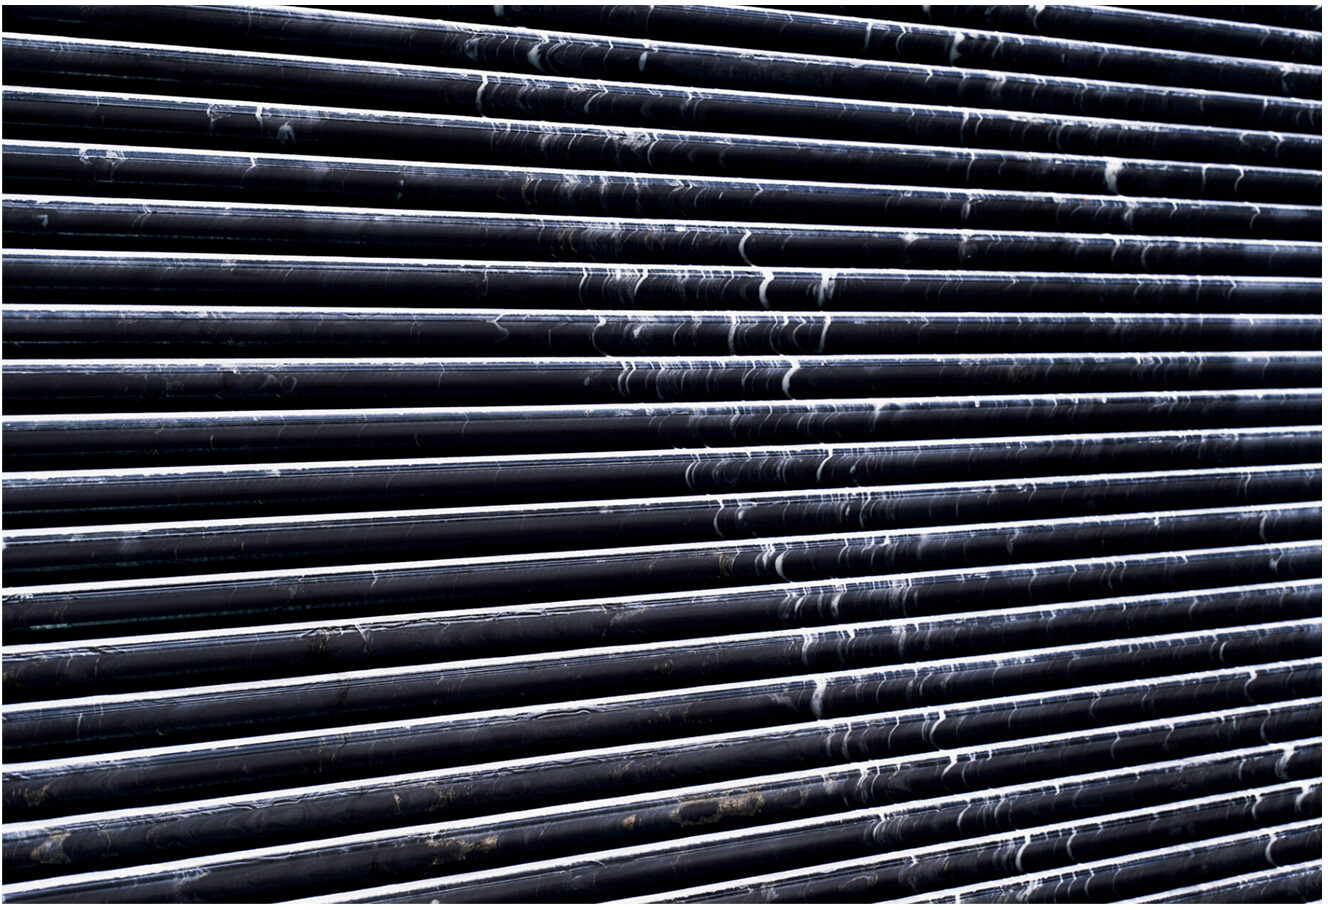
[1102,157,1124,194]
[737,231,755,266]
[815,270,838,310]
[949,31,965,66]
[810,674,828,719]
[757,270,775,309]
[526,41,546,73]
[781,358,801,398]
[475,73,489,118]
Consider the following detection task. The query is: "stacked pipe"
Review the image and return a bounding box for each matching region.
[0,3,1321,903]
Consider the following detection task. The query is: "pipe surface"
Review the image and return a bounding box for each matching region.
[6,196,1322,275]
[2,547,1319,693]
[4,734,1314,881]
[4,24,1318,134]
[6,87,1318,174]
[3,722,1319,900]
[622,789,1321,902]
[3,504,1318,636]
[1,3,1319,901]
[6,142,1321,237]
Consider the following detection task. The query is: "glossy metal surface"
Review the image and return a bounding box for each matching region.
[2,3,1319,902]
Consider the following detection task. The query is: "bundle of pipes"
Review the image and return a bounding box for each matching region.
[0,3,1321,903]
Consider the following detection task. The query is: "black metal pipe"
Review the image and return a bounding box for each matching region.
[1125,860,1322,904]
[2,504,1318,637]
[6,305,1319,359]
[0,2,1321,903]
[6,584,1318,755]
[3,545,1318,695]
[910,848,1324,904]
[4,645,1314,819]
[4,354,1320,415]
[3,730,1314,888]
[7,134,1318,212]
[783,6,1321,64]
[9,4,1320,100]
[6,196,1320,275]
[3,467,1318,583]
[5,87,1317,176]
[4,390,1319,471]
[5,144,1322,240]
[2,21,1317,134]
[636,790,1320,902]
[1140,6,1320,30]
[393,5,1321,99]
[310,750,1323,904]
[4,428,1316,526]
[8,250,1321,313]
[5,770,1317,902]
[8,144,1320,241]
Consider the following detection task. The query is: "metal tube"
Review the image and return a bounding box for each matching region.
[5,87,1317,174]
[893,829,1323,903]
[5,428,1317,525]
[4,734,1316,890]
[3,645,1316,818]
[2,467,1318,582]
[301,751,1323,904]
[5,305,1320,358]
[5,772,1317,902]
[3,504,1318,636]
[4,589,1319,755]
[786,6,1321,63]
[6,196,1321,275]
[3,24,1317,134]
[12,579,1324,744]
[1124,859,1322,904]
[0,2,1320,902]
[5,143,1321,237]
[624,792,1320,902]
[3,389,1319,470]
[8,249,1322,312]
[397,5,1320,98]
[5,354,1321,413]
[2,546,1318,695]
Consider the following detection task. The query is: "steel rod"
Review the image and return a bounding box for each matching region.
[3,551,1317,696]
[5,305,1320,358]
[6,196,1321,274]
[295,746,1323,904]
[2,467,1318,581]
[5,354,1321,413]
[8,775,1319,902]
[4,389,1319,470]
[5,428,1316,525]
[6,87,1317,174]
[3,648,1315,818]
[4,24,1317,134]
[1125,859,1322,904]
[783,6,1320,63]
[5,592,1319,755]
[3,504,1317,635]
[398,5,1319,98]
[6,143,1323,238]
[8,249,1322,312]
[5,736,1315,891]
[624,790,1320,902]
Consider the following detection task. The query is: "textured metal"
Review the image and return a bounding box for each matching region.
[1,2,1321,903]
[6,85,1319,171]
